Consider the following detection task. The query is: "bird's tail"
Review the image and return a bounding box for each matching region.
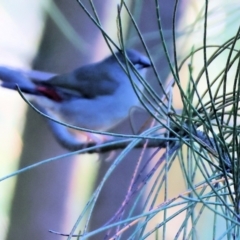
[0,66,39,94]
[1,81,43,96]
[0,66,56,92]
[0,67,63,101]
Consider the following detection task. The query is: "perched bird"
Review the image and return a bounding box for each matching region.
[0,49,150,148]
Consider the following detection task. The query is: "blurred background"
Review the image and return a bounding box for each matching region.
[0,0,239,239]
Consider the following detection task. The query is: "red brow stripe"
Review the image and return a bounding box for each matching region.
[36,86,62,102]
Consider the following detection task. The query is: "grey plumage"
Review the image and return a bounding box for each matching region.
[0,49,150,146]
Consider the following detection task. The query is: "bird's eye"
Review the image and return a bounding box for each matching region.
[134,63,144,70]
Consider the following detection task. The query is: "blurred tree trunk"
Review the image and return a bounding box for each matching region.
[89,0,178,239]
[6,1,108,239]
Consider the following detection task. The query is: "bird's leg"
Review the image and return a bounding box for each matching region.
[47,120,86,150]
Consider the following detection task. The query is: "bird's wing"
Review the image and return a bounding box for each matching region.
[43,63,120,99]
[73,65,120,98]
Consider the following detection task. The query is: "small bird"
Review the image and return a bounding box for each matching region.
[0,49,150,148]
